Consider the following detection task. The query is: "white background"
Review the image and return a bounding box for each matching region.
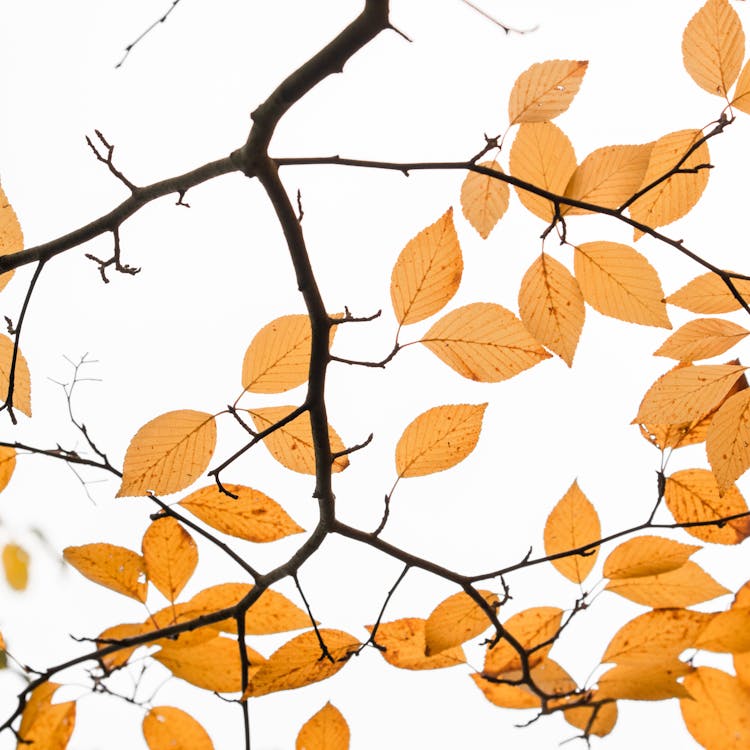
[0,1,749,748]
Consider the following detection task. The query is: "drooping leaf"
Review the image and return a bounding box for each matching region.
[117,410,217,497]
[667,271,750,313]
[95,622,148,673]
[518,254,584,366]
[248,406,349,474]
[179,484,304,542]
[695,607,750,653]
[17,696,75,750]
[508,59,588,124]
[564,700,618,738]
[63,543,147,602]
[460,161,509,238]
[665,469,750,544]
[543,480,601,584]
[603,536,701,579]
[424,590,499,656]
[0,335,31,417]
[655,317,749,361]
[146,602,218,648]
[707,389,750,490]
[0,446,15,494]
[563,143,652,215]
[366,619,465,670]
[682,0,744,96]
[574,241,670,328]
[3,542,29,591]
[596,660,692,701]
[0,185,21,293]
[390,208,462,326]
[395,403,487,478]
[295,703,350,750]
[143,706,214,750]
[19,683,62,738]
[509,122,577,221]
[421,303,550,381]
[244,629,358,697]
[731,58,750,113]
[141,517,198,602]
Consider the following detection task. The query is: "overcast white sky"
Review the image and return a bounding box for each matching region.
[1,1,749,748]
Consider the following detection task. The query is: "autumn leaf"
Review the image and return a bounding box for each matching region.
[19,683,62,738]
[695,607,750,653]
[574,241,670,328]
[564,700,618,738]
[597,660,691,701]
[0,334,31,417]
[95,622,148,673]
[460,161,509,238]
[518,254,584,366]
[146,603,218,648]
[667,271,750,313]
[0,446,15,494]
[63,543,147,602]
[0,185,21,294]
[141,517,198,602]
[707,389,750,490]
[543,480,601,584]
[603,536,701,579]
[395,403,486,478]
[655,317,749,361]
[17,691,75,750]
[295,703,350,750]
[420,303,550,381]
[508,59,588,123]
[143,706,214,750]
[117,410,217,497]
[248,406,348,474]
[3,542,29,591]
[682,0,744,97]
[731,58,750,113]
[179,484,304,542]
[424,590,499,656]
[390,208,462,326]
[665,469,750,544]
[366,619,465,670]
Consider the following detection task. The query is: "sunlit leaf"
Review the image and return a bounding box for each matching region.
[682,0,744,96]
[508,59,588,124]
[564,700,618,738]
[518,254,584,366]
[543,480,601,583]
[460,161,509,238]
[19,683,61,738]
[18,697,75,750]
[95,622,148,673]
[707,389,750,490]
[117,410,217,497]
[0,185,21,293]
[3,542,29,591]
[424,590,499,656]
[143,706,214,750]
[574,241,670,328]
[509,122,577,221]
[731,58,750,113]
[142,517,198,602]
[390,208,462,326]
[0,446,15,494]
[395,403,487,478]
[295,703,350,750]
[695,607,750,652]
[603,536,701,579]
[366,619,465,670]
[179,484,304,542]
[597,660,691,700]
[655,318,749,361]
[665,469,750,544]
[146,602,218,648]
[734,583,750,687]
[0,335,31,417]
[667,271,750,313]
[249,406,349,474]
[63,543,147,602]
[421,303,550,381]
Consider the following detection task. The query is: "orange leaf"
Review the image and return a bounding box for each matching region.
[564,700,618,738]
[390,208,462,326]
[655,318,749,361]
[597,660,692,701]
[366,619,465,670]
[395,403,487,478]
[460,161,509,238]
[508,60,588,124]
[707,389,750,490]
[421,303,550,381]
[0,446,15,493]
[18,697,75,750]
[543,480,601,584]
[179,484,304,542]
[142,517,198,602]
[0,335,31,417]
[146,602,218,648]
[295,703,350,750]
[731,58,750,113]
[63,543,147,602]
[603,536,701,579]
[0,185,21,293]
[667,271,750,314]
[143,706,214,750]
[95,622,148,673]
[117,410,216,497]
[424,590,499,656]
[3,542,29,591]
[695,607,750,652]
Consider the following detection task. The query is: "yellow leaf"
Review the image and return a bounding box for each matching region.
[0,446,15,493]
[421,303,550,381]
[667,271,750,314]
[635,364,746,424]
[424,590,499,656]
[734,583,750,686]
[655,317,749,361]
[681,668,750,749]
[0,335,31,417]
[141,517,198,602]
[155,636,265,693]
[518,253,584,366]
[665,469,750,544]
[460,161,509,238]
[3,543,29,591]
[543,480,601,584]
[602,608,713,665]
[179,484,304,542]
[483,607,563,677]
[395,403,487,478]
[564,699,618,738]
[574,241,670,328]
[245,629,358,697]
[248,406,348,474]
[19,683,62,738]
[563,143,653,216]
[707,389,750,490]
[603,536,701,579]
[508,59,588,124]
[117,410,217,497]
[509,122,577,221]
[143,706,214,750]
[390,208,462,326]
[731,58,750,113]
[695,607,750,652]
[366,619,465,670]
[628,130,710,238]
[682,0,744,96]
[604,561,729,608]
[63,543,147,602]
[146,603,218,648]
[17,700,76,750]
[597,660,692,701]
[95,622,148,672]
[295,703,350,750]
[189,582,311,635]
[0,185,21,294]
